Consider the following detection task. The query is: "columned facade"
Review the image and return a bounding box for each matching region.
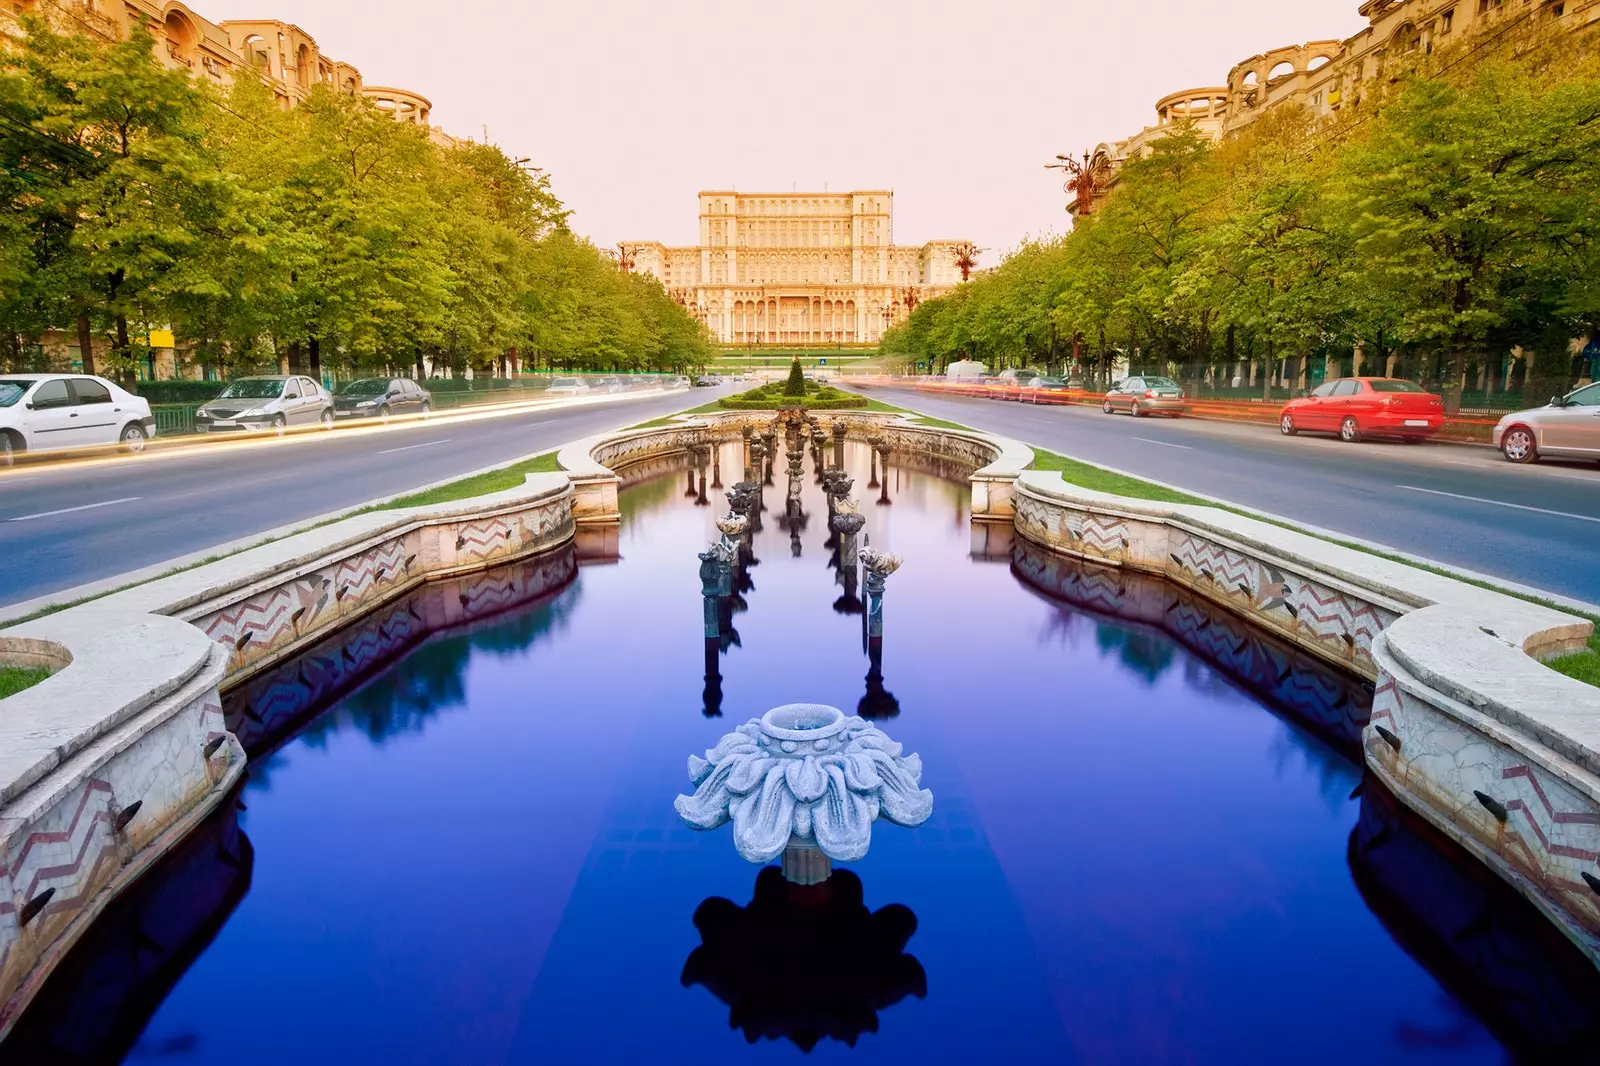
[626,190,968,346]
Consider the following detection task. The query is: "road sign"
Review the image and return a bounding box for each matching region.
[819,359,827,365]
[917,361,926,369]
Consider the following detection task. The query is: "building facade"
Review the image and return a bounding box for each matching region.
[1,0,456,145]
[1074,0,1599,214]
[624,191,970,346]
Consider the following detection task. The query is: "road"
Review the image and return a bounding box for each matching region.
[864,385,1600,605]
[0,387,724,607]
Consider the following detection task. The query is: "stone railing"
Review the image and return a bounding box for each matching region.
[0,473,572,1036]
[1012,468,1600,964]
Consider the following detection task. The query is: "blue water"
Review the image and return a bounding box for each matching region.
[11,442,1600,1065]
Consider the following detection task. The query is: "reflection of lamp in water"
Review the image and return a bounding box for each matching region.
[699,537,737,718]
[866,435,882,488]
[875,444,892,505]
[858,642,899,721]
[711,444,724,489]
[681,866,926,1052]
[675,704,933,885]
[760,430,777,486]
[832,419,847,468]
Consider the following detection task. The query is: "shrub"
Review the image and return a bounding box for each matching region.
[783,358,807,397]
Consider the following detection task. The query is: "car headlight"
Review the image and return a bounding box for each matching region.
[239,407,266,418]
[356,400,377,408]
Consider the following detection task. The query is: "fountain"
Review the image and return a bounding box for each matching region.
[674,703,934,885]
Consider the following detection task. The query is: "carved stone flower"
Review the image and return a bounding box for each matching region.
[859,548,902,578]
[674,704,933,863]
[716,514,749,538]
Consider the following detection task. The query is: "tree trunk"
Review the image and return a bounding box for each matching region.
[308,337,322,380]
[114,313,136,392]
[76,312,96,377]
[287,341,305,374]
[1262,340,1274,402]
[1445,340,1467,415]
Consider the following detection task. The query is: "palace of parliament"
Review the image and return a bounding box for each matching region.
[623,192,971,347]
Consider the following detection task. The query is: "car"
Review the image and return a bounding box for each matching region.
[1103,376,1188,417]
[694,375,721,387]
[1494,381,1600,464]
[194,375,334,434]
[1278,377,1443,443]
[333,377,432,420]
[666,375,692,389]
[595,376,626,394]
[1023,376,1073,403]
[545,377,590,396]
[0,373,155,466]
[995,368,1042,385]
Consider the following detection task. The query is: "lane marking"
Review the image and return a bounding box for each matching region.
[1395,485,1600,524]
[376,438,454,456]
[7,497,142,523]
[1131,437,1193,450]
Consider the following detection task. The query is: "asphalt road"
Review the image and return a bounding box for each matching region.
[0,387,725,607]
[863,385,1600,605]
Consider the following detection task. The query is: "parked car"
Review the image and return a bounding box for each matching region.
[1494,381,1600,464]
[996,368,1042,386]
[667,375,692,389]
[694,374,721,387]
[194,375,334,434]
[1103,376,1188,417]
[595,376,626,394]
[1278,377,1443,443]
[1023,376,1073,402]
[0,374,155,466]
[545,377,590,397]
[333,377,432,420]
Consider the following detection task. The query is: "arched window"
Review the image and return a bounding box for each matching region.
[1392,23,1421,54]
[1307,54,1332,71]
[296,44,311,87]
[163,10,197,62]
[1268,61,1297,81]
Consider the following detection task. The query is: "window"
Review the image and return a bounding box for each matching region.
[1368,380,1425,393]
[71,378,112,404]
[1565,382,1600,407]
[218,378,285,400]
[1311,382,1339,398]
[301,377,320,395]
[283,379,302,399]
[1440,8,1455,33]
[0,380,31,408]
[31,379,71,409]
[1330,380,1362,397]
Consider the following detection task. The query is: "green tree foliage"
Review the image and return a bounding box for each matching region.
[0,17,713,383]
[884,20,1600,403]
[783,357,806,396]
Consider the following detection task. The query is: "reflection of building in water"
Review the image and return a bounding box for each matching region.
[2,790,253,1062]
[1350,779,1600,1057]
[1011,537,1370,753]
[623,191,970,344]
[681,867,925,1051]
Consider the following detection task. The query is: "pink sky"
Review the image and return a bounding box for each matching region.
[203,0,1364,261]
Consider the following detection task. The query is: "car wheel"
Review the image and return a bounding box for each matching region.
[320,409,335,430]
[1500,425,1538,464]
[1102,399,1114,415]
[1130,400,1144,418]
[272,414,287,437]
[119,423,148,454]
[420,401,431,415]
[0,431,15,468]
[1339,416,1362,443]
[1280,414,1297,436]
[379,405,392,422]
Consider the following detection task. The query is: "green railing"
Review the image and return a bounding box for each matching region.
[152,403,200,436]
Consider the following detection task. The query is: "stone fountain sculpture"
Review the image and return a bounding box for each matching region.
[675,703,934,885]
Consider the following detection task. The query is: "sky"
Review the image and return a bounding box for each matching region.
[203,0,1364,263]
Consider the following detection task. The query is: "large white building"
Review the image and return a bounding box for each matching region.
[623,191,970,346]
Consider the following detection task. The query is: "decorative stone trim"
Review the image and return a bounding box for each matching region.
[1014,467,1600,964]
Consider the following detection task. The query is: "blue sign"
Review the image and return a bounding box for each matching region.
[819,359,827,366]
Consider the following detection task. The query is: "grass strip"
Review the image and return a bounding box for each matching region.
[372,451,561,511]
[0,666,52,699]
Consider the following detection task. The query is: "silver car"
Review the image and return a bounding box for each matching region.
[1102,375,1188,417]
[194,375,334,434]
[1495,382,1600,464]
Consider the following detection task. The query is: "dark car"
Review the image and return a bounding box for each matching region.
[334,377,432,420]
[694,375,721,387]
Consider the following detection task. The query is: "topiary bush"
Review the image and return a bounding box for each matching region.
[783,358,807,397]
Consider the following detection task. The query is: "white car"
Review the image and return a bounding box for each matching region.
[0,374,155,467]
[1495,382,1600,464]
[545,377,591,396]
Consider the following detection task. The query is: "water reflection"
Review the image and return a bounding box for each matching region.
[4,790,253,1065]
[681,867,925,1051]
[1349,777,1600,1058]
[223,545,578,756]
[1012,536,1371,754]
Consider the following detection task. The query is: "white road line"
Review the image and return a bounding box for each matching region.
[376,439,453,456]
[7,497,142,523]
[1395,485,1600,524]
[1131,437,1193,450]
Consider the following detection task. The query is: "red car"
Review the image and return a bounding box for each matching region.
[1279,377,1444,443]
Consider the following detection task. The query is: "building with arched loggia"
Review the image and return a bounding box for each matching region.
[1072,0,1600,216]
[624,191,971,347]
[0,0,460,147]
